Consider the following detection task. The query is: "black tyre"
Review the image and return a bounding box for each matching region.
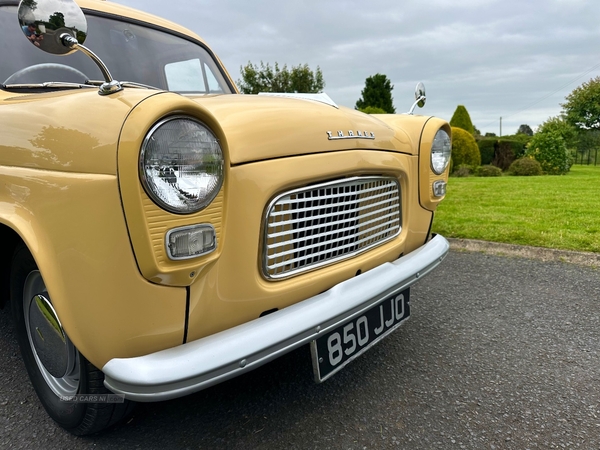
[10,244,135,435]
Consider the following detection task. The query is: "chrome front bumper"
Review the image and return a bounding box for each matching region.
[103,234,449,402]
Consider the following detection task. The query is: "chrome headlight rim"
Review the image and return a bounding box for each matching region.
[139,115,224,215]
[431,128,452,175]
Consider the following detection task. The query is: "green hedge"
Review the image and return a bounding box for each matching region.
[499,139,527,159]
[476,138,528,170]
[477,139,496,165]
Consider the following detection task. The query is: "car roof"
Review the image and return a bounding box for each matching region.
[77,0,208,46]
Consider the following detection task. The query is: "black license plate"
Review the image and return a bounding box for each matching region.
[311,288,410,382]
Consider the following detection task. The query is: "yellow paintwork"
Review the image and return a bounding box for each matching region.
[0,87,189,366]
[0,165,187,366]
[117,92,229,286]
[418,118,452,210]
[0,0,450,369]
[374,115,452,211]
[186,150,434,342]
[116,92,436,287]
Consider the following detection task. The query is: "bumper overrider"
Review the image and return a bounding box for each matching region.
[103,234,449,402]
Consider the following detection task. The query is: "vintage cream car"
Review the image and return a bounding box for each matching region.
[0,0,451,435]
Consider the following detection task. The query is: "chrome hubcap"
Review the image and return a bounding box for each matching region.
[23,271,80,397]
[29,293,69,378]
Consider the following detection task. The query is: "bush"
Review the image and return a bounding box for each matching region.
[477,139,496,165]
[509,157,543,176]
[452,164,474,177]
[476,165,502,177]
[451,127,481,168]
[526,130,572,175]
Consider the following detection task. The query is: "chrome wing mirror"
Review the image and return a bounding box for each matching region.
[18,0,122,95]
[407,82,426,115]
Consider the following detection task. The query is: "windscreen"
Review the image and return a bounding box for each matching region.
[0,5,233,94]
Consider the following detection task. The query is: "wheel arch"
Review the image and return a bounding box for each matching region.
[0,198,188,369]
[0,224,22,309]
[0,210,54,310]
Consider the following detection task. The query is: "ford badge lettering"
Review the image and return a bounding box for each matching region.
[327,130,375,140]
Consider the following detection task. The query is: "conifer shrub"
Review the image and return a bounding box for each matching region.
[449,105,475,134]
[509,157,543,176]
[451,127,481,168]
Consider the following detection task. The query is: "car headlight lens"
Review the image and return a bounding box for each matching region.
[140,116,224,214]
[431,129,451,175]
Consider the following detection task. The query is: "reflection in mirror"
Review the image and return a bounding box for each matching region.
[407,82,427,114]
[415,82,426,108]
[18,0,87,55]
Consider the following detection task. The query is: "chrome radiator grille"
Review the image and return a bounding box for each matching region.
[263,176,401,279]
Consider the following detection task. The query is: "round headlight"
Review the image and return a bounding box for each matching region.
[140,116,224,214]
[431,129,451,175]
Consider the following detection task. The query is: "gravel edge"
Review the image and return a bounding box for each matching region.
[448,238,600,268]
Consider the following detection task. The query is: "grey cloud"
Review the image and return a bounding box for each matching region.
[115,0,600,135]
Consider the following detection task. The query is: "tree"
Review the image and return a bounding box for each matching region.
[561,76,600,130]
[48,12,66,29]
[237,61,324,94]
[537,116,578,149]
[449,105,475,135]
[21,0,37,9]
[358,106,387,114]
[355,74,395,113]
[516,124,533,136]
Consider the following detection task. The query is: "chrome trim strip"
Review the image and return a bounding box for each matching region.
[258,92,338,108]
[102,234,449,402]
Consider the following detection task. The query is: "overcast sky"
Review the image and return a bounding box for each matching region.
[116,0,600,136]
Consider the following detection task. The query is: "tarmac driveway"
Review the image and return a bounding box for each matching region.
[1,249,599,449]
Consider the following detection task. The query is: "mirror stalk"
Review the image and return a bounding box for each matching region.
[407,95,426,115]
[60,34,122,95]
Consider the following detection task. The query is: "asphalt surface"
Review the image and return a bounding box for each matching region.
[1,246,599,449]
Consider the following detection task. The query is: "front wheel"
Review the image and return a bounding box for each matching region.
[10,244,134,435]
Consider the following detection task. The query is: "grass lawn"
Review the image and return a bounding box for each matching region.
[432,164,600,253]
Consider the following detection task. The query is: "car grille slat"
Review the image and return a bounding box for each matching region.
[267,203,400,240]
[269,186,398,215]
[267,212,401,252]
[267,225,402,270]
[263,176,401,279]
